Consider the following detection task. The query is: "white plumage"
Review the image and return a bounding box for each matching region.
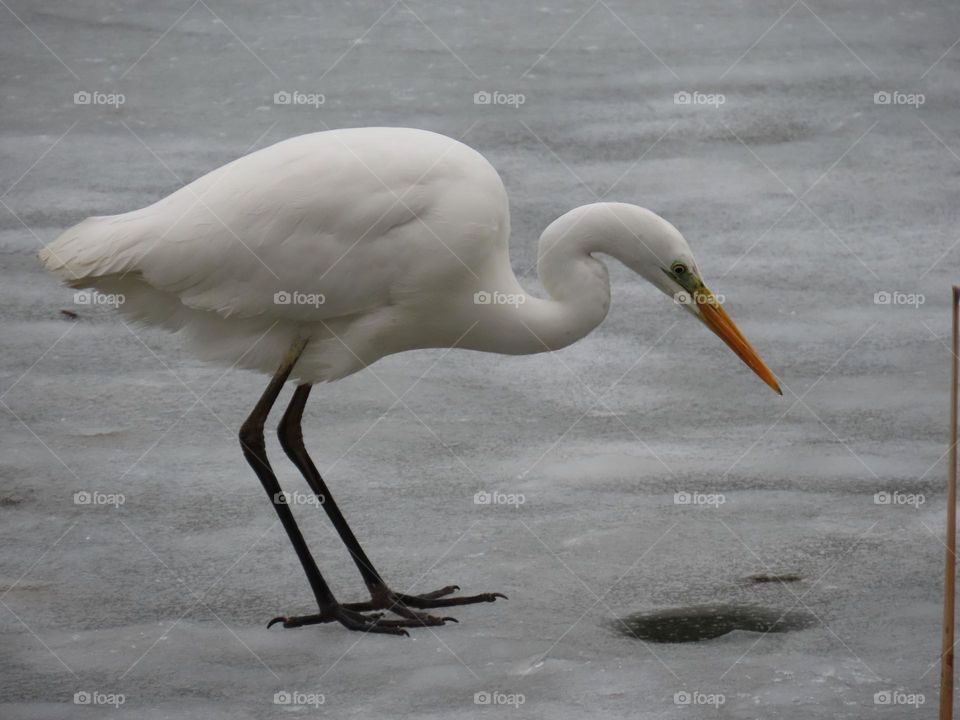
[40,126,779,392]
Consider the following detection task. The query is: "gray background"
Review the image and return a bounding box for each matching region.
[2,0,959,718]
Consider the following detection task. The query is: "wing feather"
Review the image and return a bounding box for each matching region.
[41,128,484,322]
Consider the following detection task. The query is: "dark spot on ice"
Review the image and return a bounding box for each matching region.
[615,604,816,643]
[747,573,803,584]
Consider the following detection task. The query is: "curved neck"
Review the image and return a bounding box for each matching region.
[456,202,683,357]
[466,205,623,356]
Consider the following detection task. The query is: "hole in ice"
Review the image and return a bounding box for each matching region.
[615,604,816,643]
[747,573,803,584]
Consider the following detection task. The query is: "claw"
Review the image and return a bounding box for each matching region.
[267,616,287,629]
[443,616,459,623]
[415,584,460,599]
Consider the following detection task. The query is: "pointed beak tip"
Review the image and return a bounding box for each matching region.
[758,373,782,396]
[694,293,781,397]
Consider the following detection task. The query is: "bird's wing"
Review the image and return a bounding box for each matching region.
[42,129,496,322]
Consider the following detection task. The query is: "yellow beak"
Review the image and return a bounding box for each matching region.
[693,288,782,395]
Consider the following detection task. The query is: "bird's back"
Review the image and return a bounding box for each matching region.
[40,127,512,381]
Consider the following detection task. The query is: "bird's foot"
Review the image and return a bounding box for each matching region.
[342,584,507,624]
[267,586,506,633]
[267,604,419,636]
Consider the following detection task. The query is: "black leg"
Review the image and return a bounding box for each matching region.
[277,385,386,593]
[273,383,505,625]
[241,341,418,636]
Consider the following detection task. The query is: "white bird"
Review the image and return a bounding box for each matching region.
[41,126,781,635]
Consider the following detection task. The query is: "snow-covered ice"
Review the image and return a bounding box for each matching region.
[2,1,959,717]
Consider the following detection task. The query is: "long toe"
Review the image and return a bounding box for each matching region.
[418,584,461,599]
[386,605,458,626]
[267,613,328,629]
[345,617,410,636]
[340,600,457,625]
[342,584,460,612]
[368,614,452,628]
[340,599,379,612]
[267,608,389,630]
[396,591,507,609]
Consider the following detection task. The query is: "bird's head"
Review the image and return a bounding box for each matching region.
[592,203,782,395]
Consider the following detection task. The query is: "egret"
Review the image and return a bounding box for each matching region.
[40,127,781,636]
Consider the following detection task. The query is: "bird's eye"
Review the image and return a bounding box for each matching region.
[671,263,687,276]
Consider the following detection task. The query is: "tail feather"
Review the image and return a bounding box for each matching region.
[39,213,149,285]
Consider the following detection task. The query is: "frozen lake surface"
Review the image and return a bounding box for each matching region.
[2,0,959,717]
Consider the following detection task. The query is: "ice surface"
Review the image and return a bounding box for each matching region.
[2,0,959,717]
